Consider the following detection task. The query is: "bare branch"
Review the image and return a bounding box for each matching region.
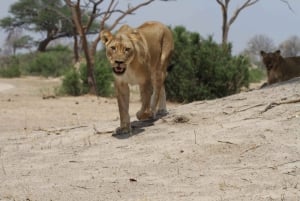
[280,0,294,13]
[99,0,117,31]
[108,0,155,31]
[228,0,259,26]
[85,0,104,31]
[216,0,260,46]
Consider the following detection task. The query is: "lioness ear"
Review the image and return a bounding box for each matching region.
[100,30,113,46]
[260,50,266,56]
[275,50,281,56]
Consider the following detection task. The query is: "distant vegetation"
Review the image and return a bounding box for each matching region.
[0,26,265,101]
[60,51,114,97]
[165,26,251,102]
[0,45,73,78]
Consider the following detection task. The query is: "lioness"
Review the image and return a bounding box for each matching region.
[100,21,174,135]
[260,50,300,85]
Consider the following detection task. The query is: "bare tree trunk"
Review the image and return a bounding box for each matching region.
[73,30,79,63]
[216,0,259,50]
[37,37,52,52]
[69,1,97,94]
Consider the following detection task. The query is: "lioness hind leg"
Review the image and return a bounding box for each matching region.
[150,59,169,117]
[150,75,163,118]
[157,86,168,116]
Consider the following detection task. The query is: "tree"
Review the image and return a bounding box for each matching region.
[0,0,75,52]
[64,0,160,94]
[216,0,292,49]
[279,35,300,57]
[4,28,34,55]
[216,0,259,48]
[243,34,275,63]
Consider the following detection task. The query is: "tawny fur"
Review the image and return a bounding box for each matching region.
[260,50,300,85]
[101,21,174,134]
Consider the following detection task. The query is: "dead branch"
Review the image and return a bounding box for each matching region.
[236,103,265,113]
[228,0,259,26]
[217,140,237,145]
[216,0,260,45]
[261,98,300,113]
[93,125,114,135]
[106,0,154,31]
[0,148,6,176]
[280,0,294,13]
[35,125,88,135]
[70,184,92,190]
[240,144,261,155]
[85,0,104,32]
[269,159,300,170]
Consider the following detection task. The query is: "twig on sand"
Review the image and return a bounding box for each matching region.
[0,148,6,175]
[35,125,88,135]
[217,140,237,145]
[70,184,91,190]
[93,125,114,135]
[261,98,300,113]
[240,144,262,155]
[269,159,300,170]
[236,103,265,113]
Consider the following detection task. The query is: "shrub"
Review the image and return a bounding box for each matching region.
[0,56,21,78]
[61,50,114,97]
[166,26,250,103]
[25,47,73,77]
[0,65,21,78]
[248,67,266,83]
[80,51,114,97]
[61,69,82,96]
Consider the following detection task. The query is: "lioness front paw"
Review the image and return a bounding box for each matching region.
[112,126,132,136]
[136,110,154,120]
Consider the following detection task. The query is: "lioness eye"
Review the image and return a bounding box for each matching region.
[125,47,130,52]
[111,46,116,51]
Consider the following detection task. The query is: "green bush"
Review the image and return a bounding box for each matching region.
[25,47,73,77]
[0,56,21,77]
[61,69,82,96]
[80,51,114,97]
[0,65,21,78]
[61,50,114,97]
[248,67,266,83]
[166,26,250,102]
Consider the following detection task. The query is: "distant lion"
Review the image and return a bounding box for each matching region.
[100,21,174,135]
[260,50,300,85]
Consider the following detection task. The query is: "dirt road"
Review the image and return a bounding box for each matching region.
[0,77,299,201]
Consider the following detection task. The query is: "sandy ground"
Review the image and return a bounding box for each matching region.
[0,76,299,201]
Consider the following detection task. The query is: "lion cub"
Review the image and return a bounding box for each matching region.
[260,50,300,85]
[100,21,174,135]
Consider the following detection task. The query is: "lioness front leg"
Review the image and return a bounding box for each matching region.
[114,81,131,135]
[136,81,153,120]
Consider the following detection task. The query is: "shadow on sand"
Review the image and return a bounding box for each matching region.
[112,113,167,139]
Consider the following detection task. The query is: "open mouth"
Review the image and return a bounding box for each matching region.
[113,66,126,75]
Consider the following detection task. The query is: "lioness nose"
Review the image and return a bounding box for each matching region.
[115,60,124,64]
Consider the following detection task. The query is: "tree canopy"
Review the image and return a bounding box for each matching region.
[0,0,96,51]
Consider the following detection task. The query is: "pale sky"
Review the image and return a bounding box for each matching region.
[1,0,300,54]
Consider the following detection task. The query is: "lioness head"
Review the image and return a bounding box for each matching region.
[100,27,142,76]
[260,50,282,70]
